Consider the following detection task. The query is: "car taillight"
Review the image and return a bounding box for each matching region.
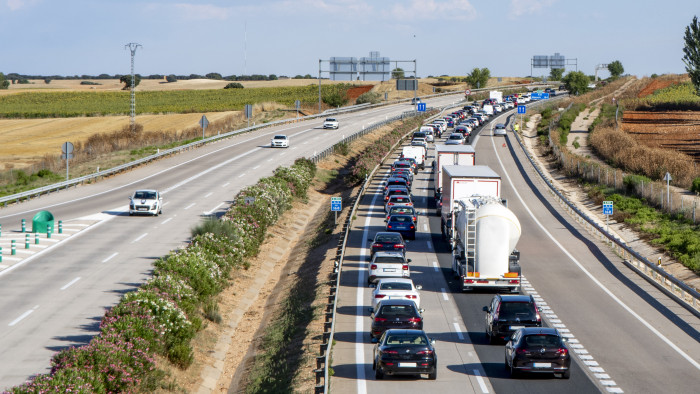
[402,264,409,270]
[384,350,398,354]
[370,264,377,270]
[413,216,417,221]
[408,317,422,323]
[374,317,387,322]
[410,225,415,229]
[373,243,382,248]
[394,244,404,249]
[388,202,394,206]
[387,225,392,229]
[516,348,528,355]
[535,303,541,322]
[375,294,386,298]
[405,295,417,299]
[416,350,433,355]
[556,348,568,357]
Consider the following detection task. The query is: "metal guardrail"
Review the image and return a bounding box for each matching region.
[509,99,700,316]
[311,102,462,393]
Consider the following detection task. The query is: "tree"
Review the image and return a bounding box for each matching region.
[465,67,490,89]
[166,75,177,83]
[392,68,405,79]
[0,73,9,89]
[608,60,624,79]
[119,74,141,90]
[268,74,278,80]
[683,16,700,95]
[205,72,223,80]
[562,71,590,95]
[549,67,564,81]
[44,78,51,84]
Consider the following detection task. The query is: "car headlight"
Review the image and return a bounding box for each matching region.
[152,203,158,209]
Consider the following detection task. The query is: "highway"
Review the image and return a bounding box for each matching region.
[0,95,463,390]
[330,103,700,393]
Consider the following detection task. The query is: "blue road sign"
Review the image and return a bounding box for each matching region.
[417,103,427,112]
[542,93,550,99]
[530,92,542,100]
[517,105,526,114]
[331,197,342,212]
[603,201,613,215]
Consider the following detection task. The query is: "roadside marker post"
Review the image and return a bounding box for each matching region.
[0,246,2,263]
[47,229,52,239]
[11,240,16,255]
[0,223,2,237]
[21,219,26,233]
[25,234,29,249]
[58,220,63,234]
[35,233,39,245]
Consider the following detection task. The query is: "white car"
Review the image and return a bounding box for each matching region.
[270,134,289,148]
[129,189,163,216]
[433,119,447,131]
[445,133,465,145]
[323,118,339,129]
[493,123,507,136]
[368,251,411,284]
[372,278,422,310]
[516,97,526,104]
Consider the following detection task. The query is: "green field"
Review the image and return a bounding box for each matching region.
[0,84,346,118]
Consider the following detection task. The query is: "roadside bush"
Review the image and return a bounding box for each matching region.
[80,81,101,85]
[692,177,700,193]
[355,91,381,105]
[335,142,350,156]
[224,82,244,89]
[623,174,653,193]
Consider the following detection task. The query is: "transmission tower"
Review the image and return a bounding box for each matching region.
[125,43,142,132]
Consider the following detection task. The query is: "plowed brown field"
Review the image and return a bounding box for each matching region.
[346,85,374,101]
[621,111,700,161]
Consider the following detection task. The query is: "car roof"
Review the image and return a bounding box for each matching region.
[273,134,287,138]
[497,294,534,302]
[376,278,413,285]
[134,189,158,193]
[374,251,405,257]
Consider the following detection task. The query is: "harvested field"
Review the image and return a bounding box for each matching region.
[636,75,687,98]
[621,111,700,162]
[346,85,374,101]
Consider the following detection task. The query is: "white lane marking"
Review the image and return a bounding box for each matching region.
[432,261,439,272]
[441,288,449,301]
[131,233,148,243]
[453,322,464,340]
[9,305,38,326]
[238,173,246,178]
[184,203,195,210]
[102,252,118,263]
[427,240,433,250]
[595,373,611,379]
[204,192,213,198]
[473,369,489,393]
[205,203,225,215]
[492,116,700,372]
[253,165,261,170]
[161,217,173,225]
[222,182,230,187]
[60,277,81,290]
[606,388,624,394]
[267,158,273,162]
[423,223,428,231]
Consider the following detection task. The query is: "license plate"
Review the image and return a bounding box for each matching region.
[383,268,396,272]
[510,325,525,330]
[138,207,148,211]
[533,363,551,368]
[398,362,417,368]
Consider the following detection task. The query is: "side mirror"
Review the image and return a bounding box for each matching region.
[368,307,374,314]
[482,306,489,312]
[419,308,425,314]
[371,337,379,344]
[369,283,376,289]
[416,285,423,290]
[430,339,436,345]
[384,219,388,222]
[407,259,412,263]
[128,196,132,200]
[367,238,373,242]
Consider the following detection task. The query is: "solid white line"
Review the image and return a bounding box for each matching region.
[205,202,225,215]
[60,277,81,290]
[204,192,213,198]
[9,305,38,326]
[423,223,428,231]
[473,369,489,393]
[441,288,449,301]
[432,261,439,272]
[131,233,148,243]
[161,217,173,225]
[453,322,464,340]
[102,252,118,263]
[492,115,700,371]
[184,203,195,210]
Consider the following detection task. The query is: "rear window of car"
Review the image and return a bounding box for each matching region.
[390,215,413,222]
[374,256,406,264]
[379,282,412,291]
[376,234,402,243]
[378,305,414,317]
[523,335,561,348]
[449,134,462,140]
[500,302,536,319]
[390,197,410,203]
[386,334,427,345]
[390,207,414,215]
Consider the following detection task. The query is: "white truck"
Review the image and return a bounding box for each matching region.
[482,104,494,116]
[450,195,522,292]
[434,145,476,197]
[489,90,503,103]
[402,146,426,170]
[440,165,501,239]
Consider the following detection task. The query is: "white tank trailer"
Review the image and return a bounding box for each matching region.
[451,195,522,292]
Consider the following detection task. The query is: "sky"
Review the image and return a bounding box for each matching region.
[1,0,698,79]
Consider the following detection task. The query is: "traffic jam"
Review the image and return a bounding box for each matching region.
[363,91,572,382]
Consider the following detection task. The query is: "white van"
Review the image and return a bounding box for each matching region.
[482,104,494,116]
[402,146,426,169]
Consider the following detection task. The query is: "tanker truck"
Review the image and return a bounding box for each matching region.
[450,195,522,292]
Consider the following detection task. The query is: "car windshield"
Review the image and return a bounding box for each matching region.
[523,334,561,348]
[500,302,536,319]
[325,118,336,122]
[380,282,412,291]
[385,334,428,345]
[378,305,414,317]
[273,135,286,140]
[389,215,413,222]
[134,191,156,199]
[376,234,402,243]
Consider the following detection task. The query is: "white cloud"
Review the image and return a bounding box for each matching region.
[6,0,38,11]
[390,0,477,21]
[508,0,556,19]
[173,3,232,21]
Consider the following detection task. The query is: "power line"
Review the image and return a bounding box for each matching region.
[125,42,142,132]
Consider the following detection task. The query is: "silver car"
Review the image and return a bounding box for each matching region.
[129,189,163,216]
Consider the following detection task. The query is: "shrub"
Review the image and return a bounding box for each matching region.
[80,81,101,85]
[692,177,700,193]
[166,74,177,83]
[335,142,350,156]
[355,91,381,105]
[624,174,653,193]
[224,82,244,89]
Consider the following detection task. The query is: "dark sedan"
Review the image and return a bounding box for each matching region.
[369,232,406,258]
[386,214,416,240]
[373,329,437,380]
[484,294,542,343]
[369,299,423,340]
[505,327,571,379]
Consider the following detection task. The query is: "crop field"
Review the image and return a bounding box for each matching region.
[621,111,700,162]
[0,84,348,118]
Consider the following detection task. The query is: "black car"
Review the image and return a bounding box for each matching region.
[369,299,423,340]
[384,177,409,192]
[483,294,541,343]
[369,232,406,258]
[373,329,437,380]
[390,172,413,187]
[505,327,571,379]
[384,185,411,202]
